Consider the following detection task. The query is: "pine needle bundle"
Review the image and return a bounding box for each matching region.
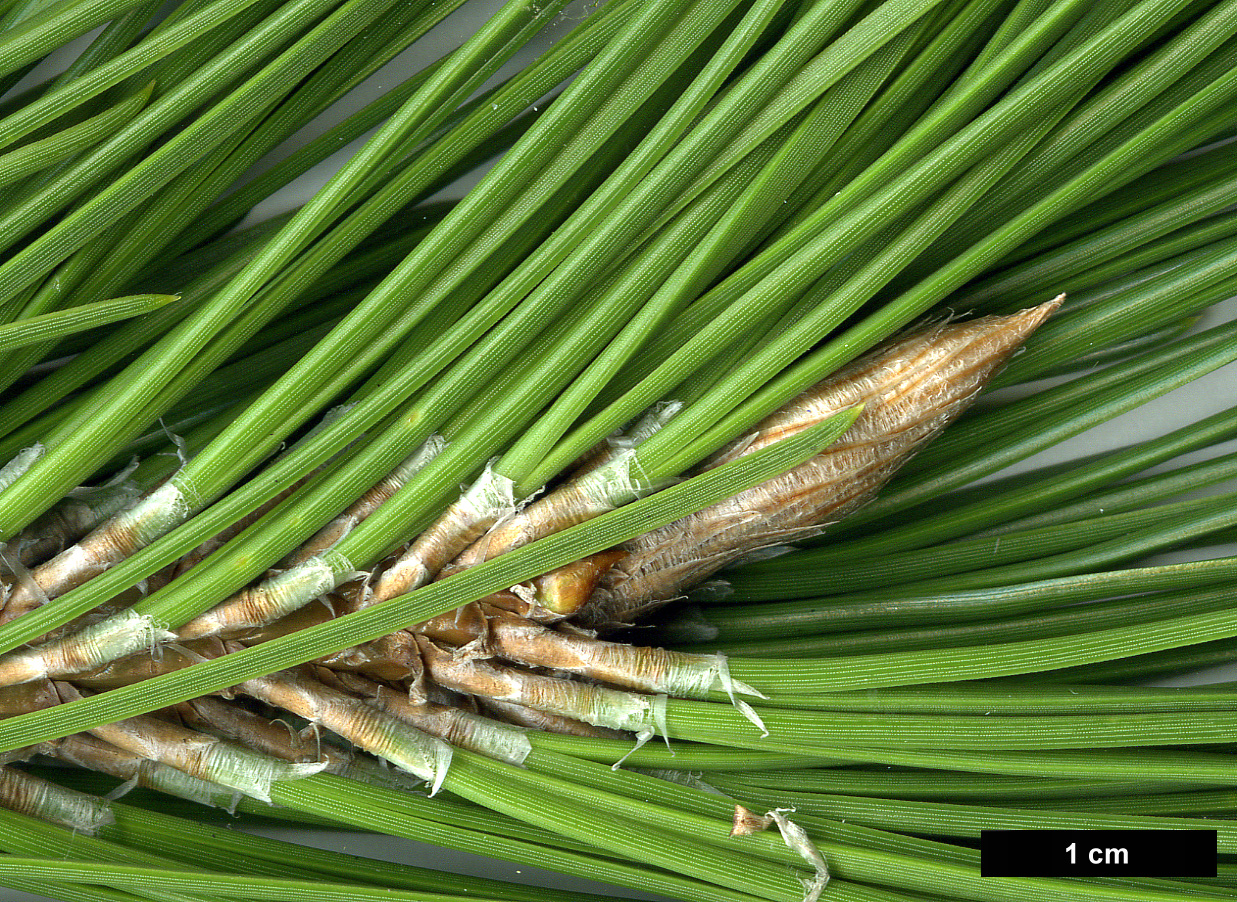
[2,0,1237,900]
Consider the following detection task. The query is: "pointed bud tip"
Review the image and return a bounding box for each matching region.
[1008,293,1065,331]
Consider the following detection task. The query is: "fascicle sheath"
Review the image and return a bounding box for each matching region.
[486,614,762,700]
[55,733,241,810]
[284,435,445,569]
[373,458,517,603]
[0,765,114,834]
[8,480,145,569]
[0,610,175,685]
[1,480,190,621]
[419,638,668,735]
[67,687,325,803]
[769,809,829,902]
[449,448,665,574]
[351,676,532,766]
[178,547,362,639]
[0,445,44,495]
[235,666,453,794]
[443,399,692,579]
[480,698,625,738]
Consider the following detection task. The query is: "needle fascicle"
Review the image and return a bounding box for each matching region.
[416,635,669,736]
[53,732,245,810]
[368,460,516,605]
[4,480,144,571]
[0,763,115,834]
[479,698,627,738]
[0,481,190,625]
[229,658,454,792]
[52,682,326,803]
[280,436,445,570]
